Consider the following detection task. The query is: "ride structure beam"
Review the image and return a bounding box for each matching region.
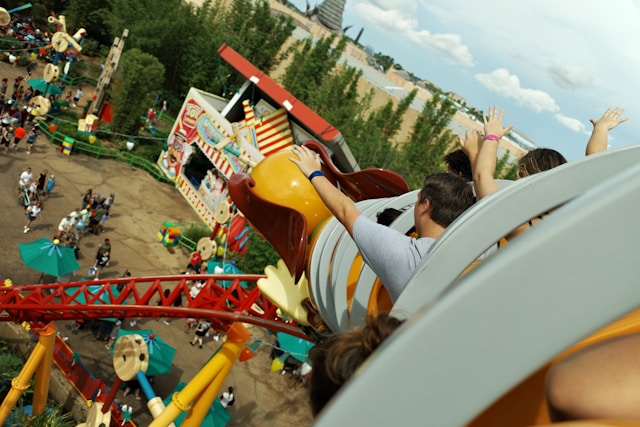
[0,274,306,339]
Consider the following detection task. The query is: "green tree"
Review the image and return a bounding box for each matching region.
[234,231,280,275]
[495,152,518,180]
[394,95,458,188]
[103,0,294,100]
[373,52,394,72]
[281,35,416,170]
[110,48,165,135]
[281,35,349,103]
[62,0,110,44]
[350,89,417,169]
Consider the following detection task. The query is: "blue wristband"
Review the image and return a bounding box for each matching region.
[308,170,324,181]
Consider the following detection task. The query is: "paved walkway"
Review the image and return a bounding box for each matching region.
[0,61,313,426]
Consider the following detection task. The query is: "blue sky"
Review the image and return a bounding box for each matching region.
[287,0,639,161]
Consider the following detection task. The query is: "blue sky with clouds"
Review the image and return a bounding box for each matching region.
[288,0,639,160]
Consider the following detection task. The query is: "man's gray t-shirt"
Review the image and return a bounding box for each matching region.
[352,215,434,302]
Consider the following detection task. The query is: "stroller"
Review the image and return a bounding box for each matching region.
[17,185,31,207]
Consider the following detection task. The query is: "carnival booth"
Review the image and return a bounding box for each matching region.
[157,44,359,249]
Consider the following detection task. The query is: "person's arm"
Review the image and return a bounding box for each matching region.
[474,106,513,200]
[459,128,482,178]
[585,107,628,156]
[289,145,361,236]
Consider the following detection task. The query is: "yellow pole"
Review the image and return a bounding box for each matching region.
[0,335,48,424]
[32,322,57,415]
[149,323,250,427]
[182,354,234,427]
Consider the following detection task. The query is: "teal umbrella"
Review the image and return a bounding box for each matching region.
[276,332,314,363]
[18,238,80,279]
[208,260,249,289]
[163,382,231,426]
[27,78,62,95]
[65,284,121,322]
[112,329,176,376]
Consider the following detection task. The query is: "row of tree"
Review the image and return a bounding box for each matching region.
[31,0,515,184]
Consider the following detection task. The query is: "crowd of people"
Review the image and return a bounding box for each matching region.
[16,160,117,265]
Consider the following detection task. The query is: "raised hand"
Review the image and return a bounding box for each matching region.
[483,105,513,140]
[586,107,628,155]
[459,129,483,165]
[589,107,628,132]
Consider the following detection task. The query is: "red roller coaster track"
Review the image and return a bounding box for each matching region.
[0,274,308,427]
[0,274,307,338]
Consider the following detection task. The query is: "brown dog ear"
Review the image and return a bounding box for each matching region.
[228,172,307,281]
[301,140,409,201]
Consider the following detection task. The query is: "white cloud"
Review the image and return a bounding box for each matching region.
[408,30,473,67]
[554,113,586,133]
[547,65,594,91]
[475,68,559,113]
[354,2,417,33]
[353,1,474,66]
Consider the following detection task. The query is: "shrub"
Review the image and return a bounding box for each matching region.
[180,223,212,247]
[0,341,24,403]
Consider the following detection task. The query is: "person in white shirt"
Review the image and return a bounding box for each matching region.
[24,200,43,233]
[219,387,235,408]
[57,215,73,238]
[19,167,33,191]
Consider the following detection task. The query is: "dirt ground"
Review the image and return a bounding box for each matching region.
[0,60,313,426]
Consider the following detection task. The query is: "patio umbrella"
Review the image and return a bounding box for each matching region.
[275,332,314,363]
[208,260,249,289]
[18,238,79,280]
[27,78,62,95]
[65,283,122,322]
[163,382,231,426]
[112,329,176,376]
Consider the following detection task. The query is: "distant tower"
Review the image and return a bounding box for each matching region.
[316,0,346,32]
[354,27,364,44]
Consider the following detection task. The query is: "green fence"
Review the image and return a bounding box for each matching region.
[38,120,175,185]
[37,120,214,251]
[59,75,98,87]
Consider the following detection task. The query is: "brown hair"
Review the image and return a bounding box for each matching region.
[517,148,567,178]
[418,172,475,228]
[308,313,404,415]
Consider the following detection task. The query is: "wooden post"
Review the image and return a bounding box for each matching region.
[89,28,128,117]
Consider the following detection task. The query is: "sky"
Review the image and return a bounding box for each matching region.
[287,0,640,161]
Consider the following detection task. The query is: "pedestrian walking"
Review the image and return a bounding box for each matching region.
[190,319,211,349]
[25,128,36,154]
[24,200,43,233]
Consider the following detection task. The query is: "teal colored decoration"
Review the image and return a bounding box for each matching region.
[163,382,231,426]
[18,238,80,278]
[27,78,63,95]
[208,260,249,289]
[113,329,176,376]
[248,339,262,353]
[64,285,122,322]
[276,332,314,363]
